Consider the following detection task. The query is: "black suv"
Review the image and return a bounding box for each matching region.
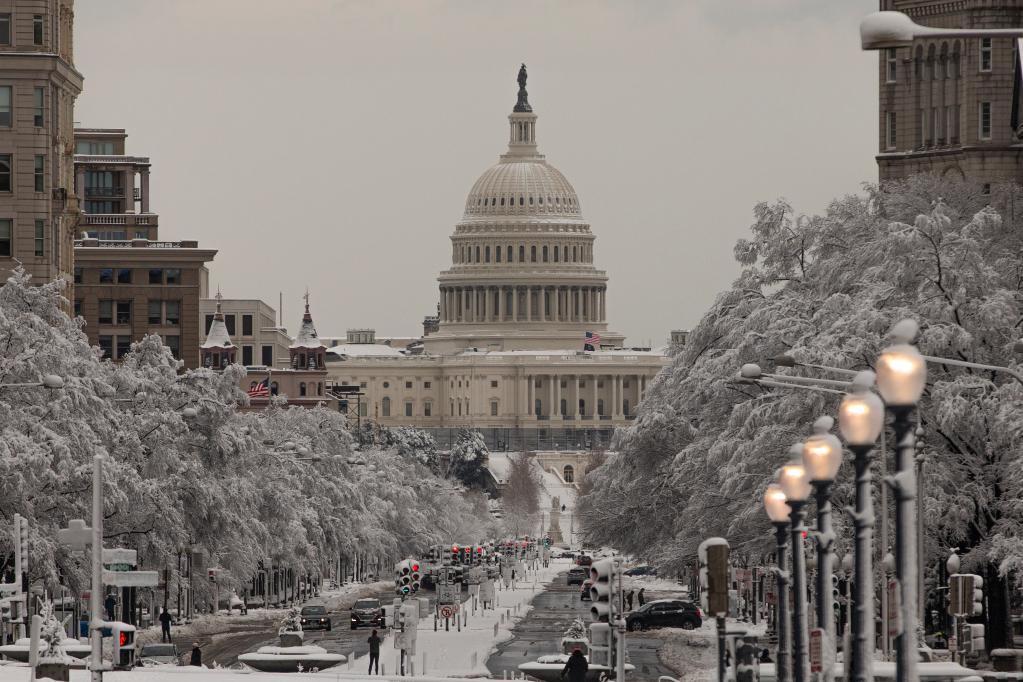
[566,567,588,585]
[626,599,702,631]
[300,605,332,631]
[350,598,383,630]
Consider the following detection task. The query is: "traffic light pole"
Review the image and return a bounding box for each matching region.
[613,557,625,682]
[90,455,105,682]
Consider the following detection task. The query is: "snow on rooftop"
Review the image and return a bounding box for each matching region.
[327,344,405,358]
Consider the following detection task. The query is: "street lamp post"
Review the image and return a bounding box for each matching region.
[778,447,812,682]
[803,416,843,681]
[875,320,928,682]
[838,371,886,682]
[764,484,793,682]
[860,10,1023,50]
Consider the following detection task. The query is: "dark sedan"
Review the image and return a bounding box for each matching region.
[350,598,383,630]
[626,599,702,631]
[300,605,332,631]
[566,567,588,585]
[624,565,658,576]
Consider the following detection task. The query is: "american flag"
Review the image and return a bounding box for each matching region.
[584,331,601,350]
[248,377,270,398]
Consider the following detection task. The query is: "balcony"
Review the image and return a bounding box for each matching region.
[85,187,124,198]
[79,214,156,227]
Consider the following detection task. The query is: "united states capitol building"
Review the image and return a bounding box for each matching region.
[324,69,670,451]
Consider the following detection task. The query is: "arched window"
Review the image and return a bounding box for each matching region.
[597,398,605,416]
[490,399,498,416]
[485,246,490,262]
[534,398,542,417]
[542,245,549,262]
[382,396,391,417]
[299,382,307,396]
[531,246,537,262]
[475,246,480,262]
[500,197,505,206]
[270,381,279,396]
[573,246,578,262]
[529,196,534,205]
[495,246,501,262]
[563,465,574,483]
[538,196,543,205]
[579,399,586,416]
[461,246,465,262]
[519,196,524,205]
[554,246,559,262]
[519,245,525,261]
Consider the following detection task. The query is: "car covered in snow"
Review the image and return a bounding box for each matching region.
[350,598,383,630]
[300,605,332,631]
[625,599,702,631]
[574,554,593,567]
[566,567,588,585]
[138,643,181,666]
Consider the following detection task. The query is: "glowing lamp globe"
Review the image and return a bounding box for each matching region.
[876,343,927,406]
[778,459,811,502]
[839,389,885,446]
[803,417,843,483]
[763,484,791,523]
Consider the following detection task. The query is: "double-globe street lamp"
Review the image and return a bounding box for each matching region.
[764,484,793,682]
[778,445,813,682]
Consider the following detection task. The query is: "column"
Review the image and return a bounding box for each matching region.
[601,288,606,321]
[539,288,546,322]
[525,286,532,321]
[615,376,624,417]
[572,376,580,417]
[497,286,504,321]
[547,376,555,419]
[591,375,599,419]
[512,287,518,321]
[553,374,561,417]
[525,375,533,417]
[439,288,446,321]
[76,166,86,205]
[553,287,560,322]
[482,286,489,321]
[124,169,136,214]
[590,288,597,322]
[140,169,151,213]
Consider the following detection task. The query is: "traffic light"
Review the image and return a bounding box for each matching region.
[831,574,841,613]
[949,574,984,617]
[475,546,484,564]
[17,516,28,574]
[409,560,421,594]
[451,544,461,565]
[544,537,551,549]
[395,560,412,596]
[588,622,612,666]
[589,558,616,622]
[970,574,984,616]
[113,625,136,668]
[463,545,473,564]
[698,538,730,617]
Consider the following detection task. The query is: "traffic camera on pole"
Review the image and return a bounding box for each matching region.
[589,558,616,623]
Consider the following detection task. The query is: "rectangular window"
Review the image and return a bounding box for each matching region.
[0,154,8,192]
[34,219,43,257]
[405,381,413,389]
[33,87,43,127]
[225,314,236,336]
[490,380,499,388]
[0,15,9,45]
[74,267,82,284]
[117,268,131,284]
[115,301,131,325]
[165,268,181,284]
[33,15,43,45]
[261,345,273,366]
[405,401,413,417]
[116,336,131,359]
[886,48,897,82]
[424,401,432,417]
[148,268,163,284]
[0,87,10,127]
[491,401,498,416]
[980,38,992,72]
[359,402,368,417]
[242,345,253,365]
[424,381,432,389]
[99,335,113,359]
[980,101,992,140]
[148,300,162,325]
[165,300,179,325]
[34,155,44,192]
[0,219,10,257]
[242,314,253,336]
[73,300,81,317]
[98,300,113,324]
[165,335,180,359]
[886,111,897,150]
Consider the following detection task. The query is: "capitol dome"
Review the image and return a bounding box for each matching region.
[462,160,582,220]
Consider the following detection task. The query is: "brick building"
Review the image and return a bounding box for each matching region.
[877,0,1023,185]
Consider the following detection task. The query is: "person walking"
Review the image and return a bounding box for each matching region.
[626,590,634,611]
[189,641,202,667]
[367,629,381,674]
[104,593,116,621]
[561,647,588,682]
[159,608,173,643]
[637,588,645,607]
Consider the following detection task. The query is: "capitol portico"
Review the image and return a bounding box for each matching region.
[324,67,668,449]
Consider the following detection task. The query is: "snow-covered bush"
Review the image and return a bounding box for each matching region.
[381,427,438,470]
[447,429,489,488]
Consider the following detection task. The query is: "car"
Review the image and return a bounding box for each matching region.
[626,599,702,631]
[566,567,588,585]
[580,579,593,601]
[575,554,593,567]
[300,605,332,631]
[138,643,181,666]
[624,565,658,577]
[350,598,383,630]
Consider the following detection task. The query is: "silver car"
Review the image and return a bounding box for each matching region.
[138,643,180,666]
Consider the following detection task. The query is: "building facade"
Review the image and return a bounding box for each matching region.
[325,71,668,448]
[199,297,291,369]
[73,128,215,368]
[0,0,83,289]
[877,0,1023,184]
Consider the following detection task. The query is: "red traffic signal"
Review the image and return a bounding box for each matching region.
[411,562,420,572]
[452,544,460,553]
[119,631,129,647]
[475,547,483,554]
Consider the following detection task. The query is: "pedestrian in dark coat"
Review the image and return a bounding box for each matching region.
[637,588,645,607]
[626,590,634,611]
[104,594,116,621]
[561,648,588,682]
[189,642,202,666]
[159,608,173,643]
[367,629,382,674]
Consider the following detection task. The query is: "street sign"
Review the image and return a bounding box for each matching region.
[439,605,454,619]
[102,570,159,588]
[809,628,823,673]
[102,548,137,565]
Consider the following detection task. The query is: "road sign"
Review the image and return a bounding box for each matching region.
[439,605,454,619]
[810,628,823,673]
[102,548,137,565]
[102,570,159,588]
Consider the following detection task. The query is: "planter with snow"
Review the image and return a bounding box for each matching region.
[519,654,635,682]
[0,638,90,663]
[237,645,346,673]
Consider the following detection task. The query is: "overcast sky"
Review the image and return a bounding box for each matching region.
[74,0,878,346]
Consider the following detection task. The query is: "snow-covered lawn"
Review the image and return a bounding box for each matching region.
[647,619,766,682]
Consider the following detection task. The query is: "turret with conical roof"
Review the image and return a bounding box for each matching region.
[201,291,237,369]
[290,291,326,370]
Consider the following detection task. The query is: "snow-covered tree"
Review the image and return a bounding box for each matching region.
[578,176,1023,649]
[381,427,438,470]
[447,429,489,488]
[502,453,540,536]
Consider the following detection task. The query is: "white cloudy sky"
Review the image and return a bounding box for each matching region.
[74,0,878,346]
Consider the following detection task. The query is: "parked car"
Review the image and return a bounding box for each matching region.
[580,579,593,601]
[350,598,383,630]
[300,605,332,631]
[138,643,181,666]
[624,565,658,577]
[575,554,593,567]
[626,599,702,631]
[566,567,588,585]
